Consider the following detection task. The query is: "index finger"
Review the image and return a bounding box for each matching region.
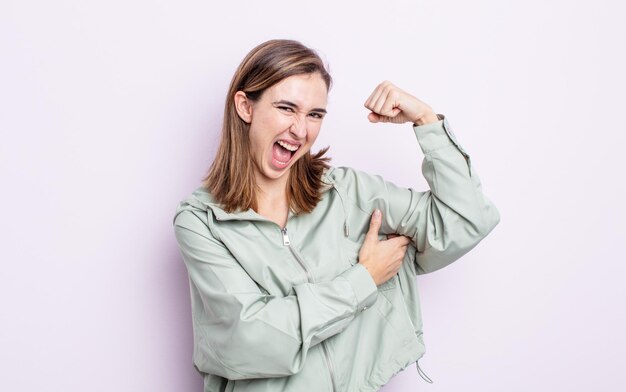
[364,80,391,109]
[389,235,411,245]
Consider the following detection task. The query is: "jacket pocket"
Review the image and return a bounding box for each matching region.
[341,238,397,291]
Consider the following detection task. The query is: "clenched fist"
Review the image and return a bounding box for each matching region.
[364,80,439,126]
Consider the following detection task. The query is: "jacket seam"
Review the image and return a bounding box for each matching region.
[428,154,455,232]
[176,206,223,242]
[425,153,438,197]
[174,221,213,241]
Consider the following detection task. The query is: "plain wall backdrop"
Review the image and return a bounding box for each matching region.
[1,0,625,391]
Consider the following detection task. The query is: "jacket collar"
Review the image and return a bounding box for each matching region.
[188,166,337,222]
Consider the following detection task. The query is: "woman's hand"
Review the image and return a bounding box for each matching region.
[364,80,439,126]
[358,209,411,287]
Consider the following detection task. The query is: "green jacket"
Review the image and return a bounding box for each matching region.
[173,114,500,391]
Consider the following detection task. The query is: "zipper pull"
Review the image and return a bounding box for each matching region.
[281,227,290,246]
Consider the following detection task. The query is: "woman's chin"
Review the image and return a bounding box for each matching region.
[259,161,290,181]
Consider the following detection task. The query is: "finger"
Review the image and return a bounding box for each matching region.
[365,209,382,242]
[365,80,393,111]
[389,235,408,243]
[386,233,398,239]
[373,82,397,114]
[390,235,411,245]
[365,84,385,111]
[364,82,384,109]
[369,111,398,124]
[380,91,402,118]
[367,112,380,123]
[372,87,391,116]
[375,108,401,122]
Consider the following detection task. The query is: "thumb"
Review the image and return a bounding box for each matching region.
[367,112,380,123]
[366,209,382,242]
[368,109,401,123]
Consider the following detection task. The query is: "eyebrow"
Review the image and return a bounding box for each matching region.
[272,100,328,114]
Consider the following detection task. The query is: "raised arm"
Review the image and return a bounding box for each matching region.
[333,114,500,274]
[334,81,501,275]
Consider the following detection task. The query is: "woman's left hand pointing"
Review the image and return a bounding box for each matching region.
[364,80,439,126]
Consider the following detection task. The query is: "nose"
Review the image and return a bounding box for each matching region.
[289,115,307,139]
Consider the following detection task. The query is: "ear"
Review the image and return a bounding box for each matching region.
[234,91,253,123]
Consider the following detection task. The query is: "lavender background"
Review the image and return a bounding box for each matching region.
[1,0,625,391]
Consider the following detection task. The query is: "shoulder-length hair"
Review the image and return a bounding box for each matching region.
[202,39,333,214]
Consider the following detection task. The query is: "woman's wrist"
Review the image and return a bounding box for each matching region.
[413,111,439,126]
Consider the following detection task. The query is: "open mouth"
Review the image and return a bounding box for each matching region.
[272,140,300,167]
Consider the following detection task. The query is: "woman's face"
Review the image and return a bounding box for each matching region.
[242,72,328,187]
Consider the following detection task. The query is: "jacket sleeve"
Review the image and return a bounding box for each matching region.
[331,114,500,275]
[173,210,379,380]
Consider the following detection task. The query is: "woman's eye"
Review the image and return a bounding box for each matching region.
[277,106,323,119]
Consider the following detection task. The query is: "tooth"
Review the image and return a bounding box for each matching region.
[278,140,298,151]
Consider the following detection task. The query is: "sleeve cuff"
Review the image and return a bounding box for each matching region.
[412,113,472,175]
[338,263,379,313]
[412,113,454,154]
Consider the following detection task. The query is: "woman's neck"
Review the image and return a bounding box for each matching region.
[254,170,290,202]
[256,189,290,228]
[254,172,291,226]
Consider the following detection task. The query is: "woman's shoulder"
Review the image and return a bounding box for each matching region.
[173,185,214,227]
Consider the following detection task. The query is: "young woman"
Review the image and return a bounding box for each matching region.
[173,39,500,392]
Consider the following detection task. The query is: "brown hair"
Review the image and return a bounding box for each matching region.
[202,39,333,214]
